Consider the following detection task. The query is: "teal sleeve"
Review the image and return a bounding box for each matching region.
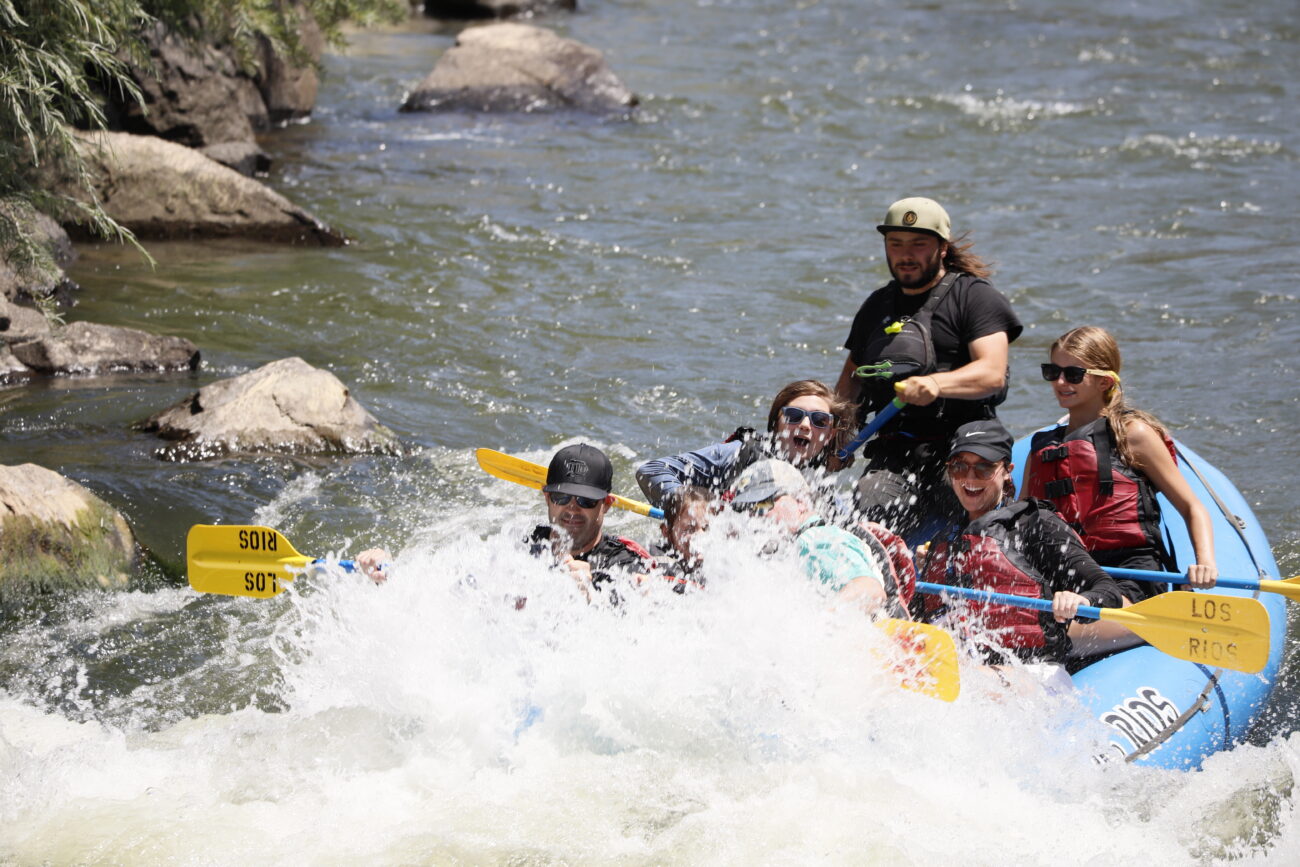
[795,526,883,592]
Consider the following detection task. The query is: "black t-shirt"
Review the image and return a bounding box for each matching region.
[844,272,1022,435]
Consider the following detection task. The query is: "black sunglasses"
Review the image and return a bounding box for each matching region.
[549,492,602,509]
[1040,363,1114,385]
[780,406,834,429]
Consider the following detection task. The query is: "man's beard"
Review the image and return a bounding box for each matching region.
[890,248,944,290]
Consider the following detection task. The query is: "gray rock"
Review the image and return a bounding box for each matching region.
[0,344,31,381]
[1,197,76,304]
[61,131,345,246]
[113,21,267,147]
[0,463,136,595]
[423,0,576,19]
[9,321,200,376]
[199,141,273,177]
[255,6,326,125]
[0,296,52,343]
[139,357,401,461]
[401,23,636,113]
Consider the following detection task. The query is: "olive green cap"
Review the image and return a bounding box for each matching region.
[876,197,951,241]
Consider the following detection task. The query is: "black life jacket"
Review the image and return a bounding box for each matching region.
[1024,416,1174,555]
[854,272,1006,428]
[919,500,1069,664]
[528,526,658,604]
[725,426,767,470]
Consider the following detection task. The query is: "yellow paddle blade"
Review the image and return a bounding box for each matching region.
[1259,575,1300,603]
[1102,591,1271,674]
[474,448,665,519]
[476,448,546,491]
[875,618,961,702]
[186,524,311,598]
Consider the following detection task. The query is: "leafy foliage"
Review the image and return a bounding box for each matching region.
[0,0,150,248]
[0,0,406,262]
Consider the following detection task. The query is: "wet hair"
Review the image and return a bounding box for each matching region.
[1051,326,1168,470]
[664,485,716,528]
[764,379,854,458]
[943,231,993,279]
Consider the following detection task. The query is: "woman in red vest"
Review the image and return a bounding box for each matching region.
[919,419,1122,678]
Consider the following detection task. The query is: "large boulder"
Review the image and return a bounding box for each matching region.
[109,11,326,147]
[0,344,31,380]
[112,21,267,147]
[59,131,345,246]
[401,23,636,113]
[139,357,401,461]
[0,464,136,595]
[254,7,326,125]
[423,0,576,19]
[7,321,199,377]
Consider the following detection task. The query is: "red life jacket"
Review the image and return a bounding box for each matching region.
[920,501,1064,659]
[853,521,917,614]
[1023,416,1174,552]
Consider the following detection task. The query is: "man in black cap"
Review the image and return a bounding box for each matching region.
[527,443,655,600]
[833,196,1022,543]
[357,443,654,598]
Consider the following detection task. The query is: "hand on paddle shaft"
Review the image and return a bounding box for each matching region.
[1104,565,1300,601]
[914,581,1271,674]
[836,373,926,464]
[356,549,391,584]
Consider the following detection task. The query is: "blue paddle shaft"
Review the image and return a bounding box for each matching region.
[312,558,359,572]
[915,580,1103,620]
[837,397,906,460]
[1104,566,1258,593]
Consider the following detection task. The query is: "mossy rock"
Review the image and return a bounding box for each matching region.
[0,464,136,597]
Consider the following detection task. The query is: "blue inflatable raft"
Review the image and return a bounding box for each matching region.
[1011,434,1289,770]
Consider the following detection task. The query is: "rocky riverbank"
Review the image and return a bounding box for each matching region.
[0,1,642,595]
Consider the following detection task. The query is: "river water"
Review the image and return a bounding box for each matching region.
[2,0,1298,861]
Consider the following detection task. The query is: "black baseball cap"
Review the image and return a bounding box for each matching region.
[948,419,1013,463]
[543,443,613,500]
